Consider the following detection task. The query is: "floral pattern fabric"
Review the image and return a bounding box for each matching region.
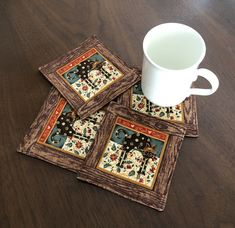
[38,98,105,159]
[60,111,105,158]
[60,50,123,101]
[131,82,184,122]
[97,118,168,189]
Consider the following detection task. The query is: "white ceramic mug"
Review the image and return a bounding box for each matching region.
[141,23,219,107]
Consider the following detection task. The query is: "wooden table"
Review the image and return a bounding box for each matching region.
[1,0,235,227]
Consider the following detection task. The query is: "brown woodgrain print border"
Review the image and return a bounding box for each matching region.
[117,75,199,137]
[77,102,186,211]
[39,36,140,119]
[17,87,101,172]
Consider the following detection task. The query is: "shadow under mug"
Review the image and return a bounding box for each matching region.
[141,23,219,107]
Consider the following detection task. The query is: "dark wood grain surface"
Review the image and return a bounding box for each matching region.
[1,0,235,227]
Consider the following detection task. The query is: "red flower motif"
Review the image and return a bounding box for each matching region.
[82,85,88,91]
[75,141,83,149]
[138,103,144,109]
[109,66,113,71]
[110,154,117,161]
[139,178,144,183]
[126,165,132,169]
[87,128,91,134]
[150,166,156,173]
[176,105,180,110]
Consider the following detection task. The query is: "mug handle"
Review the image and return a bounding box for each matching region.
[189,68,219,96]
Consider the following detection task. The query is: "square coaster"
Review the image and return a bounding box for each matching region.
[77,102,186,211]
[39,36,140,119]
[118,77,199,137]
[17,88,106,172]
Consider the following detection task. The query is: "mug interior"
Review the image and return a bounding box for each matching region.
[143,23,206,70]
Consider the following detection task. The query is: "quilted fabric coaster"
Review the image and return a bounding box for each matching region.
[39,36,140,119]
[77,102,186,211]
[17,88,106,172]
[118,79,199,137]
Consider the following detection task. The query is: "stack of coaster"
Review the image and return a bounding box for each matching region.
[17,36,199,211]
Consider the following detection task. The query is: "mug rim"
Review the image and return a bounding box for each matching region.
[143,23,206,71]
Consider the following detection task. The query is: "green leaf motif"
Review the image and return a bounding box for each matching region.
[93,126,98,131]
[128,170,135,176]
[116,167,121,173]
[103,152,108,158]
[125,160,133,164]
[111,144,116,151]
[159,112,165,117]
[74,150,80,155]
[136,96,141,101]
[83,128,87,135]
[65,142,73,147]
[103,163,111,168]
